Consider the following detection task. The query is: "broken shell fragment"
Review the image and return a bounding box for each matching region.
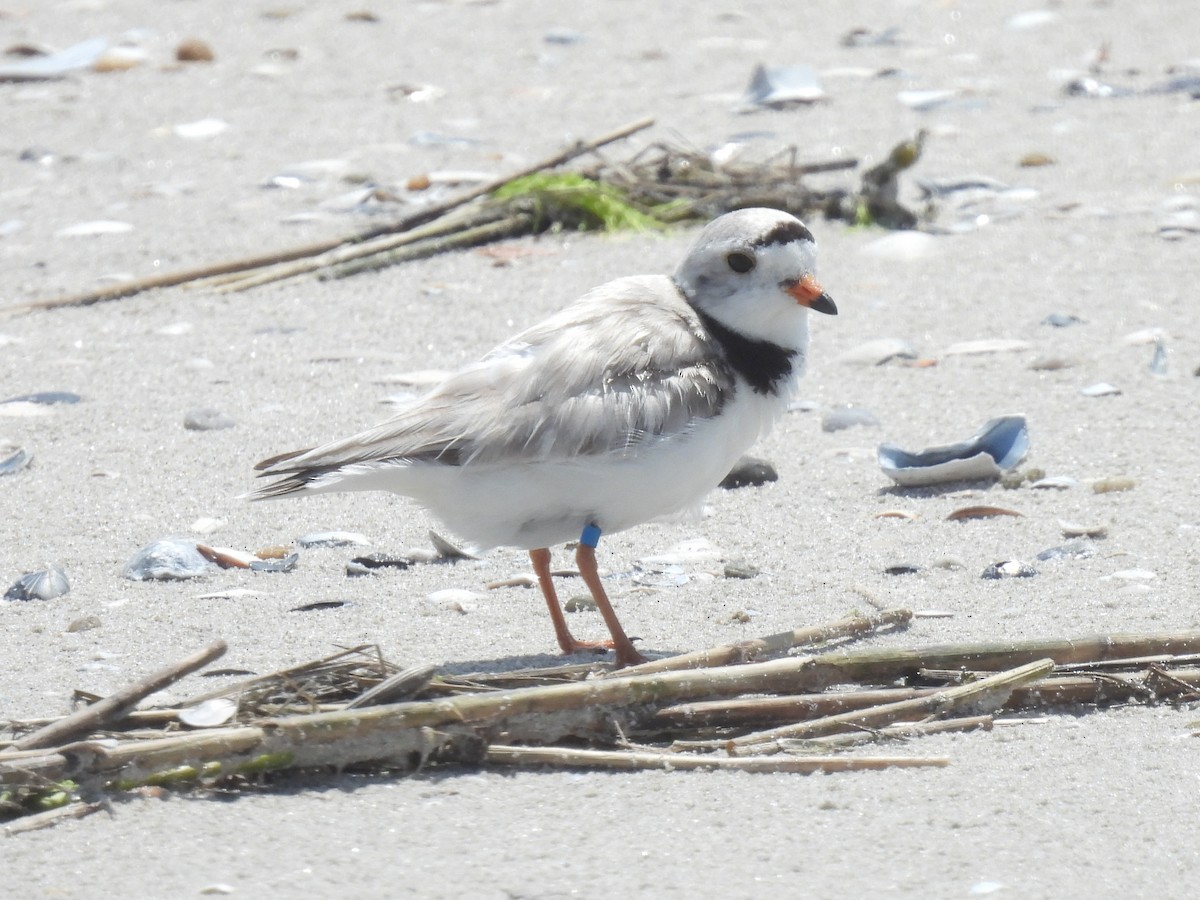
[982,560,1037,579]
[737,63,827,111]
[946,506,1023,521]
[249,552,300,573]
[878,415,1030,487]
[124,538,213,581]
[178,698,237,728]
[1059,520,1108,539]
[0,446,32,476]
[5,566,70,601]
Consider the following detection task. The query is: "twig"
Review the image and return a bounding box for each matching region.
[618,608,912,676]
[793,714,994,750]
[3,801,104,836]
[11,641,227,751]
[720,658,1054,754]
[4,116,655,315]
[484,745,948,774]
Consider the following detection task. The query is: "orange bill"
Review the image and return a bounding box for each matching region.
[785,274,837,315]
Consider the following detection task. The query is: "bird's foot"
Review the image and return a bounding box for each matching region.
[560,638,646,668]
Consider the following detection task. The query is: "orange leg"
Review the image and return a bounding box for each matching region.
[529,547,645,666]
[574,543,646,667]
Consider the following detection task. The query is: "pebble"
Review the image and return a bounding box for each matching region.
[175,38,215,63]
[124,538,213,581]
[1036,540,1098,562]
[822,405,881,433]
[1059,520,1108,539]
[564,596,598,612]
[5,566,70,601]
[347,554,411,576]
[190,517,226,535]
[1092,477,1136,494]
[67,615,102,633]
[424,589,480,613]
[184,408,236,431]
[723,559,760,580]
[719,455,778,489]
[1080,382,1121,397]
[982,560,1037,579]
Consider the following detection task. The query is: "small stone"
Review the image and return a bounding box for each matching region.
[176,39,214,62]
[299,531,370,549]
[564,596,598,613]
[1080,382,1121,398]
[184,408,236,431]
[720,455,778,489]
[723,559,760,580]
[346,554,411,576]
[1093,477,1136,494]
[1036,540,1098,562]
[727,609,753,624]
[67,615,102,633]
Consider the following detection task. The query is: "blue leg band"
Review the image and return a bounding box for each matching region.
[580,524,602,548]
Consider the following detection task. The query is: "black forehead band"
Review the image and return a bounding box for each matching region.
[754,220,814,247]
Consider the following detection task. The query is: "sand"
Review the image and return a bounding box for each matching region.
[3,1,1199,896]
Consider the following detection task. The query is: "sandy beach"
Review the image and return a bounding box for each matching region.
[3,1,1199,896]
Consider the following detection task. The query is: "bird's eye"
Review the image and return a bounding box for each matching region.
[726,251,756,274]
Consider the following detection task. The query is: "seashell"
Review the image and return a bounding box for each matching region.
[821,405,881,433]
[874,510,917,520]
[1103,569,1157,582]
[93,46,148,73]
[178,698,237,729]
[1121,327,1167,346]
[737,63,827,111]
[5,566,70,601]
[947,506,1023,521]
[190,517,226,535]
[1149,339,1168,376]
[981,560,1037,579]
[124,538,213,581]
[1059,520,1108,539]
[195,589,266,600]
[719,455,778,489]
[487,574,538,589]
[429,531,479,560]
[424,589,480,613]
[299,531,371,549]
[1092,477,1135,494]
[878,414,1030,487]
[196,544,257,569]
[56,220,133,237]
[1036,540,1098,562]
[943,339,1030,356]
[884,563,923,576]
[0,446,32,476]
[897,89,960,111]
[1080,382,1121,397]
[249,552,299,573]
[2,391,82,405]
[932,557,967,570]
[0,37,108,81]
[1042,313,1082,328]
[346,554,411,576]
[291,600,352,612]
[184,408,236,431]
[836,338,918,366]
[632,564,690,587]
[1030,475,1077,490]
[173,118,229,140]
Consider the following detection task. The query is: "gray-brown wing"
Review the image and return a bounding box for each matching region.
[253,276,732,490]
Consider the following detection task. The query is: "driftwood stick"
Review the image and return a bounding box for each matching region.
[794,714,994,750]
[484,745,948,774]
[11,641,227,752]
[618,608,912,676]
[4,116,655,315]
[3,801,104,836]
[722,658,1055,753]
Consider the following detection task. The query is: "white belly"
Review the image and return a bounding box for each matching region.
[327,389,785,550]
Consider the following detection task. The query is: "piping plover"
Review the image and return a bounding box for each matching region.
[252,208,836,666]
